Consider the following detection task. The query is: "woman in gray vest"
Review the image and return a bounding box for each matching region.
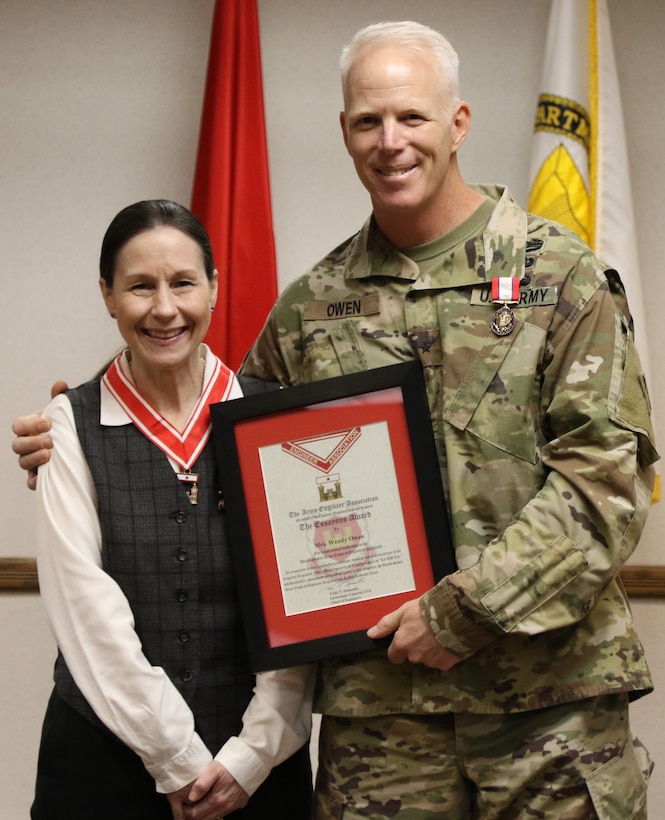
[30,200,314,820]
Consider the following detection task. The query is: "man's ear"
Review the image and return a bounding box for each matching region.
[340,110,351,153]
[450,101,472,155]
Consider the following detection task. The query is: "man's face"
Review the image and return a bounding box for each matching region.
[340,46,467,232]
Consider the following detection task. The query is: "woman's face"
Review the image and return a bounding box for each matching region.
[99,225,217,377]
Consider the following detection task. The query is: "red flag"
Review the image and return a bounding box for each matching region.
[191,0,277,370]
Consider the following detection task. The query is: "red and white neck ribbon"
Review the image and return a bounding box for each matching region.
[491,277,521,303]
[102,353,235,470]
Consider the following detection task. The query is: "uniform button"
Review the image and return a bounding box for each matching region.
[176,589,188,603]
[175,511,187,524]
[181,669,193,682]
[179,630,190,643]
[175,548,188,562]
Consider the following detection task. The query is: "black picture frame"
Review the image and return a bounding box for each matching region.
[211,361,455,671]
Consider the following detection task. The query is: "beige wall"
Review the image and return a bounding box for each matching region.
[2,1,663,815]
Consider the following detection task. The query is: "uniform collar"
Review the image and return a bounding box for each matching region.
[345,185,528,289]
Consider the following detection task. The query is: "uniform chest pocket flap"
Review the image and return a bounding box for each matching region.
[444,322,546,463]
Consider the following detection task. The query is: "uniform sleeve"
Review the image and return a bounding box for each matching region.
[36,395,214,793]
[240,304,298,386]
[420,272,659,658]
[215,664,316,794]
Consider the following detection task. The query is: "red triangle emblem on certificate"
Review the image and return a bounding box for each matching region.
[281,427,361,473]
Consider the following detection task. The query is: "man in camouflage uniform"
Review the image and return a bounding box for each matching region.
[239,21,659,819]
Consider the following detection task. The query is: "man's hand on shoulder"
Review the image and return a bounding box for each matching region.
[11,381,68,489]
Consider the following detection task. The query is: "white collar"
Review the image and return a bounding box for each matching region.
[99,345,244,427]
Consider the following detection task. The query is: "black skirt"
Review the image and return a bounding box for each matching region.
[31,690,312,820]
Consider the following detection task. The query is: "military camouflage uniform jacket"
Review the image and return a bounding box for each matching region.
[241,185,658,716]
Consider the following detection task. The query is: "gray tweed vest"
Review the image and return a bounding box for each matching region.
[52,375,276,753]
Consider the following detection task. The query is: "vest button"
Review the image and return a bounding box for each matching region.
[175,511,187,524]
[176,588,188,602]
[181,668,193,682]
[179,630,190,643]
[175,548,188,562]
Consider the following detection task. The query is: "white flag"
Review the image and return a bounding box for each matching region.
[528,0,651,385]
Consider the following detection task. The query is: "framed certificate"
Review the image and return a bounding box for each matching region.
[211,361,455,671]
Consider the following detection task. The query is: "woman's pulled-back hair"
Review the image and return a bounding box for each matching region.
[99,199,215,286]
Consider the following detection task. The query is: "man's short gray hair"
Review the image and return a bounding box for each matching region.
[340,21,460,114]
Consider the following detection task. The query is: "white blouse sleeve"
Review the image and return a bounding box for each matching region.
[216,664,316,794]
[36,394,213,793]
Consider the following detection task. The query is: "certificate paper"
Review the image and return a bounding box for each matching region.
[211,362,456,671]
[260,420,415,615]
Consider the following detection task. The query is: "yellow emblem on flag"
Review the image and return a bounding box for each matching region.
[528,144,590,245]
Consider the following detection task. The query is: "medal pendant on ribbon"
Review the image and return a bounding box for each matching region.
[491,304,516,336]
[177,471,200,505]
[490,277,519,336]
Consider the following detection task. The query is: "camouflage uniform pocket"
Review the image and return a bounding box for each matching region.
[585,735,651,819]
[607,314,659,469]
[301,323,367,380]
[445,323,546,464]
[479,534,588,630]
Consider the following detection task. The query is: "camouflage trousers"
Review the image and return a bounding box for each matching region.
[313,694,652,819]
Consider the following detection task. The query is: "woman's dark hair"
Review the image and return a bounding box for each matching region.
[99,199,215,286]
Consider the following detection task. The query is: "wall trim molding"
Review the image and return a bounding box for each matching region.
[0,558,39,592]
[2,558,665,597]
